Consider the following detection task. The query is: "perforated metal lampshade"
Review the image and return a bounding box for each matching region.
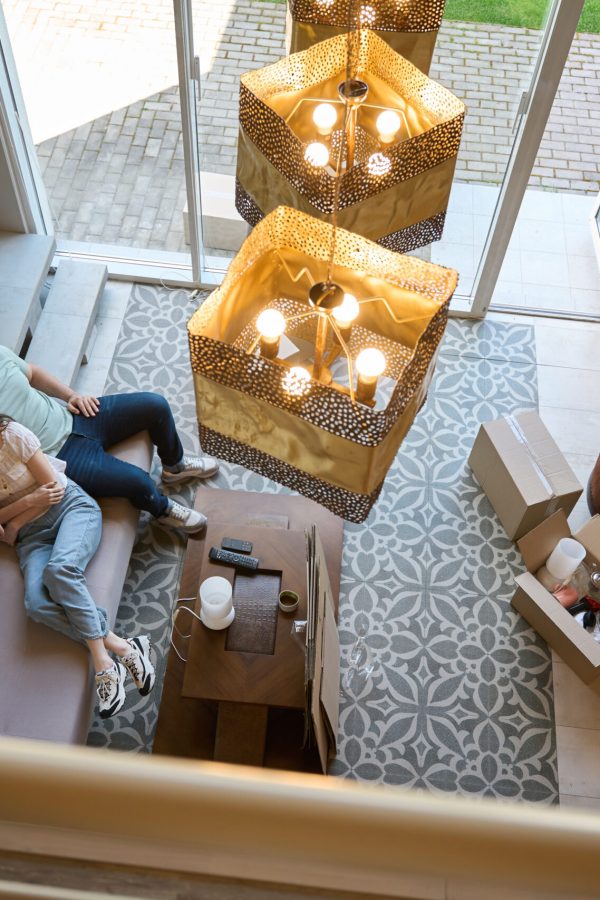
[235,29,465,255]
[286,0,447,74]
[188,206,458,523]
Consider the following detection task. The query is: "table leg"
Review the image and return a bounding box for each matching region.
[214,702,269,766]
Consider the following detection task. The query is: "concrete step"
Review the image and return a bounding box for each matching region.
[0,231,55,354]
[183,172,250,252]
[26,258,108,387]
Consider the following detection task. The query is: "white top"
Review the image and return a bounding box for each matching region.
[0,420,67,509]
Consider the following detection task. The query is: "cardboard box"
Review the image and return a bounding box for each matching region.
[468,411,582,540]
[512,510,600,689]
[306,524,339,772]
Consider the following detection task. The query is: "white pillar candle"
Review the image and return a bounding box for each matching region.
[200,576,233,620]
[546,538,586,581]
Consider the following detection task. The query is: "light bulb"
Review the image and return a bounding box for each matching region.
[256,308,285,339]
[376,110,402,144]
[283,366,311,397]
[256,308,285,359]
[356,348,386,378]
[304,142,329,168]
[356,347,385,403]
[367,152,392,176]
[332,293,359,328]
[312,103,337,136]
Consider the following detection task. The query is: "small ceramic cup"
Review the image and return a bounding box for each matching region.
[279,590,300,613]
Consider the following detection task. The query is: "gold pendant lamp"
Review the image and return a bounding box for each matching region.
[188,206,458,523]
[235,27,465,255]
[287,0,447,75]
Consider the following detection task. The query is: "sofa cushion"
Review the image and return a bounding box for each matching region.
[0,433,153,744]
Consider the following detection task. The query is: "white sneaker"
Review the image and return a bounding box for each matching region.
[161,454,219,484]
[96,661,126,719]
[157,499,207,534]
[121,635,156,697]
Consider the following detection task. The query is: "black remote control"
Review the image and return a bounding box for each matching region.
[222,536,253,554]
[209,546,259,570]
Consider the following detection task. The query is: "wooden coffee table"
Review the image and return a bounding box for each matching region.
[153,487,344,769]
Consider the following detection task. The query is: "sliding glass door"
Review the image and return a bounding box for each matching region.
[1,0,195,281]
[0,0,588,307]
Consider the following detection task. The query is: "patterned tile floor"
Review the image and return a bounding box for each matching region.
[86,285,558,804]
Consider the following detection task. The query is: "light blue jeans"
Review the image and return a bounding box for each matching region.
[16,480,109,644]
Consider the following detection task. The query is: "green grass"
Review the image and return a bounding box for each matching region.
[264,0,600,33]
[445,0,600,32]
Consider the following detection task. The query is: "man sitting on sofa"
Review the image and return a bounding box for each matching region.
[0,344,218,534]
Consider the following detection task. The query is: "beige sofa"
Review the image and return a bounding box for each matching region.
[0,434,152,744]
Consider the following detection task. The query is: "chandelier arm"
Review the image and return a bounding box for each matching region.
[358,296,437,327]
[284,97,310,124]
[285,310,320,324]
[323,343,343,368]
[289,95,349,118]
[276,249,316,288]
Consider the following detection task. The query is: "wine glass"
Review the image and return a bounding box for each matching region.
[341,656,376,700]
[341,589,376,700]
[290,619,307,654]
[348,634,371,668]
[348,607,371,666]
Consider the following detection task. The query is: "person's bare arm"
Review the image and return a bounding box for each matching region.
[0,493,34,525]
[0,449,64,540]
[0,508,38,545]
[28,362,100,417]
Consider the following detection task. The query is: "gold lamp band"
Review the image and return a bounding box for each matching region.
[288,23,439,76]
[199,423,385,523]
[193,355,434,523]
[235,126,458,252]
[287,0,446,32]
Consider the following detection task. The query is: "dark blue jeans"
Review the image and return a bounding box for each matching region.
[57,393,184,517]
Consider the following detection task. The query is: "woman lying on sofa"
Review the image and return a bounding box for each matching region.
[0,414,155,720]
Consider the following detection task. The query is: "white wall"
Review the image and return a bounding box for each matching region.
[0,135,26,232]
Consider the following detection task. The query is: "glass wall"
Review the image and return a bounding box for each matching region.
[2,0,585,301]
[427,1,553,297]
[2,0,191,265]
[490,0,600,314]
[191,0,284,265]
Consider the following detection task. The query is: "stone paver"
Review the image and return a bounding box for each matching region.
[430,22,600,194]
[3,0,599,253]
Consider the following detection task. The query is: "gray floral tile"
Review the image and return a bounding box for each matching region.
[441,318,537,365]
[86,284,557,805]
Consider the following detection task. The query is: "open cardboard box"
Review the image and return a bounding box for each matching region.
[469,411,582,540]
[306,525,339,773]
[512,509,600,688]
